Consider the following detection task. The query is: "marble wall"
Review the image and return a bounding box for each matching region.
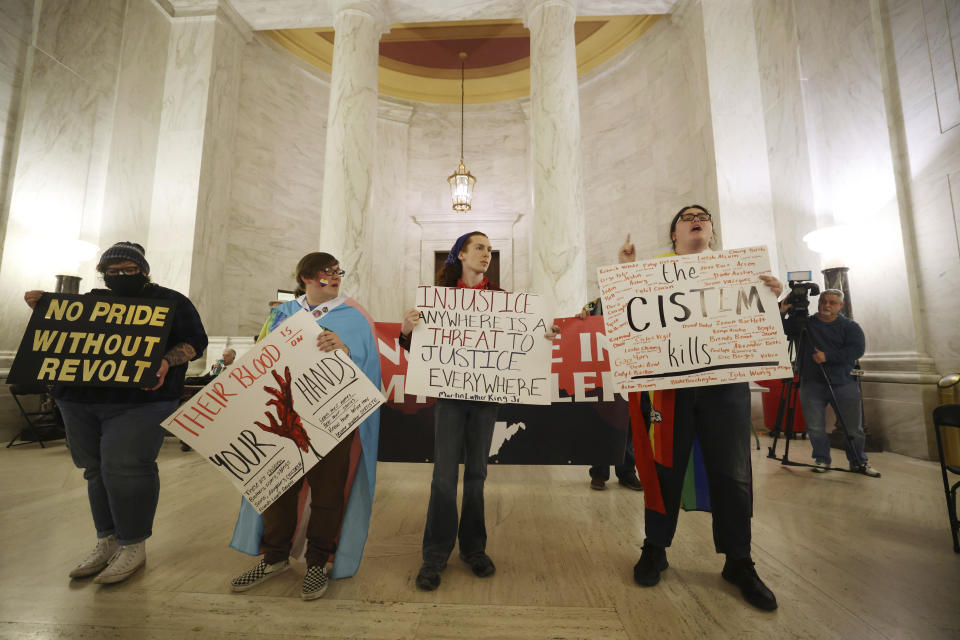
[0,0,33,241]
[578,0,718,301]
[188,12,246,328]
[887,0,960,375]
[221,34,331,338]
[883,0,960,455]
[701,0,779,273]
[369,101,415,323]
[100,0,171,250]
[751,0,821,277]
[0,0,126,353]
[746,0,952,457]
[405,99,531,299]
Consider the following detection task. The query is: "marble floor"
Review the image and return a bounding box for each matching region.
[0,435,958,639]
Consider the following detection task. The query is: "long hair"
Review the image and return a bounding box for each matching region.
[436,231,487,287]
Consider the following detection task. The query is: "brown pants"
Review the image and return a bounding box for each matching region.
[261,431,355,566]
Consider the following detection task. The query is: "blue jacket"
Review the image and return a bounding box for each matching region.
[785,313,865,386]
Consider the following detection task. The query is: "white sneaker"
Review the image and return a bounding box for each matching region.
[812,461,830,473]
[851,463,881,478]
[69,536,119,578]
[230,559,290,592]
[93,541,146,584]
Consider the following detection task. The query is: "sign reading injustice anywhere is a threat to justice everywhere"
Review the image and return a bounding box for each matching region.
[598,246,793,392]
[375,315,630,464]
[7,293,175,387]
[404,286,554,405]
[161,310,384,513]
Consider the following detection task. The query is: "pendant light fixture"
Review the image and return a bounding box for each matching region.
[448,51,476,212]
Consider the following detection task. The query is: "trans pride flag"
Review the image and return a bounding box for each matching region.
[229,294,381,579]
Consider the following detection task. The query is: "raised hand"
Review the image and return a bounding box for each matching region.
[619,234,636,264]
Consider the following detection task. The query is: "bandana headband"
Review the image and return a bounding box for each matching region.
[444,232,479,267]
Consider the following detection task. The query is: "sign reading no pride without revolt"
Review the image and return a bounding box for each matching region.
[162,310,384,513]
[598,246,792,392]
[405,286,554,405]
[7,293,175,387]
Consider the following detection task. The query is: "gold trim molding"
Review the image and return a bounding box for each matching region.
[268,15,661,104]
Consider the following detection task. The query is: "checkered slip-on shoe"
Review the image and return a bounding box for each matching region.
[230,559,290,592]
[301,565,330,600]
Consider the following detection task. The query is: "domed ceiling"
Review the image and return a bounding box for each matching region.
[269,16,660,104]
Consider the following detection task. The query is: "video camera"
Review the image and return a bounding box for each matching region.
[784,270,820,317]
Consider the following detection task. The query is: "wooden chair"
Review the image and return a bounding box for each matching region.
[932,404,960,553]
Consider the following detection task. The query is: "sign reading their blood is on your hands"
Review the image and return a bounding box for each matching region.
[404,286,554,405]
[598,246,793,392]
[161,310,384,513]
[7,293,175,387]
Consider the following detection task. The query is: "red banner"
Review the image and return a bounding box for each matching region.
[374,316,632,464]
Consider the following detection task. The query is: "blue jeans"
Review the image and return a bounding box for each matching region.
[57,399,177,544]
[422,398,498,566]
[799,381,867,467]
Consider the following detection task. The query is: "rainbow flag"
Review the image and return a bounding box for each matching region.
[630,390,711,514]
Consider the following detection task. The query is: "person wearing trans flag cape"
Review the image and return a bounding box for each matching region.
[228,252,381,601]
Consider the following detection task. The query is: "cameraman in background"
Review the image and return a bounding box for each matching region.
[782,288,880,477]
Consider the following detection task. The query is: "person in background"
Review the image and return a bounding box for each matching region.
[208,348,236,377]
[577,297,643,492]
[782,289,879,477]
[24,241,208,584]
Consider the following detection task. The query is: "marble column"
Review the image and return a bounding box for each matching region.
[319,0,388,301]
[700,0,780,272]
[524,0,587,316]
[146,2,250,332]
[370,99,414,322]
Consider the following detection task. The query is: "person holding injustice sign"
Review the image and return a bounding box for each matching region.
[399,231,557,591]
[229,252,381,601]
[622,206,783,611]
[23,241,208,584]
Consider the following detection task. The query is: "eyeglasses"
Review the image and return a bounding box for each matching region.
[678,212,712,222]
[322,268,346,276]
[104,267,141,276]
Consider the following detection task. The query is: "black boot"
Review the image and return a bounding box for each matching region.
[415,560,446,591]
[721,557,778,611]
[633,541,668,586]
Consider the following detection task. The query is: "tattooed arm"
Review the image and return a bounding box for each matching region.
[162,342,197,367]
[143,342,197,391]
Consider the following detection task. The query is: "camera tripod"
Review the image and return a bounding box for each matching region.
[766,316,866,474]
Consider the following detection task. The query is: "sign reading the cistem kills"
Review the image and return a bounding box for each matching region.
[598,246,793,392]
[161,310,384,513]
[405,286,554,405]
[7,293,174,387]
